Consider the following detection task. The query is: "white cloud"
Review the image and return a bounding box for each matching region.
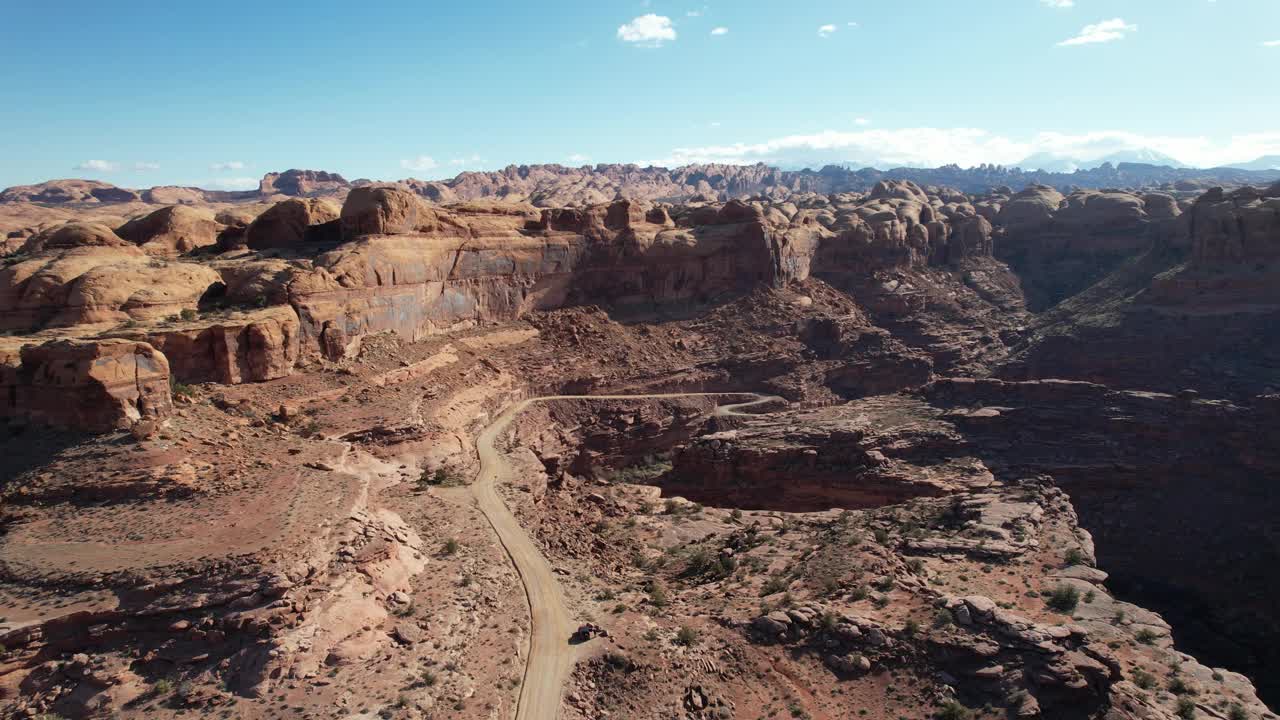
[643,127,1280,170]
[204,177,259,190]
[846,22,859,28]
[854,117,871,126]
[211,160,246,171]
[133,162,160,171]
[567,153,591,164]
[74,159,119,172]
[686,10,701,17]
[709,121,722,128]
[710,26,728,36]
[817,24,837,38]
[448,154,483,166]
[400,155,438,172]
[1057,18,1137,46]
[1040,0,1074,8]
[617,14,677,47]
[1263,40,1280,47]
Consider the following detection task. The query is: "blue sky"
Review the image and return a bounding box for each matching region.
[2,0,1278,188]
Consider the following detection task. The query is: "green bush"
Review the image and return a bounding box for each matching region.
[674,625,700,646]
[936,700,972,720]
[760,575,789,596]
[1132,668,1156,689]
[1046,585,1081,613]
[1176,698,1196,720]
[442,538,460,555]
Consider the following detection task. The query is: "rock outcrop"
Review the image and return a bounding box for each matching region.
[0,338,172,431]
[0,179,141,205]
[245,198,341,249]
[0,246,222,330]
[109,306,301,384]
[115,205,223,256]
[259,169,350,197]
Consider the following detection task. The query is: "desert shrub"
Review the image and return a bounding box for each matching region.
[1135,628,1160,645]
[674,625,700,646]
[1046,585,1081,613]
[179,308,198,321]
[442,538,460,555]
[936,700,972,720]
[648,583,669,608]
[1132,668,1156,689]
[760,575,789,596]
[1176,698,1196,720]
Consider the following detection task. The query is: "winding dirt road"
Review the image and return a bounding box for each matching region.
[471,392,780,720]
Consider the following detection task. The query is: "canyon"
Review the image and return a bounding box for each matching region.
[0,166,1276,720]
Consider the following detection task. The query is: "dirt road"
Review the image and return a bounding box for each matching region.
[471,392,778,720]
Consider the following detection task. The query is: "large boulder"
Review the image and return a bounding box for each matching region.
[340,186,440,238]
[997,184,1065,228]
[0,338,172,432]
[246,198,341,249]
[115,205,223,256]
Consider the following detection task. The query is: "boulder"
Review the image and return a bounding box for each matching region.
[115,205,223,256]
[1,338,172,432]
[339,186,440,238]
[245,198,341,249]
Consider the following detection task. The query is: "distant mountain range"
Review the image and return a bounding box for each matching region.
[1225,155,1280,171]
[1014,148,1187,173]
[4,161,1280,208]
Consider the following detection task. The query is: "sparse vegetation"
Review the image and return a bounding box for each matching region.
[761,575,789,596]
[1046,584,1081,613]
[1135,628,1160,645]
[674,625,700,646]
[936,700,973,720]
[442,537,460,555]
[1132,668,1156,689]
[1176,697,1197,720]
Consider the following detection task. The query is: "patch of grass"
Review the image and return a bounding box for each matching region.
[152,677,175,696]
[179,308,198,321]
[1064,548,1087,566]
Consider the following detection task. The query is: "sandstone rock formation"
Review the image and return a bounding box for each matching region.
[259,169,349,197]
[0,246,222,330]
[115,205,223,256]
[0,179,140,204]
[245,197,340,249]
[0,337,172,431]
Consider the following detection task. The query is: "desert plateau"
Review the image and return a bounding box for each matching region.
[2,3,1279,720]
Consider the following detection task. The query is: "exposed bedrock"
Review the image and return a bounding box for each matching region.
[0,338,172,432]
[105,306,301,384]
[924,378,1280,704]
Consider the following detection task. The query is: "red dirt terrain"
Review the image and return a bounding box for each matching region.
[0,173,1276,720]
